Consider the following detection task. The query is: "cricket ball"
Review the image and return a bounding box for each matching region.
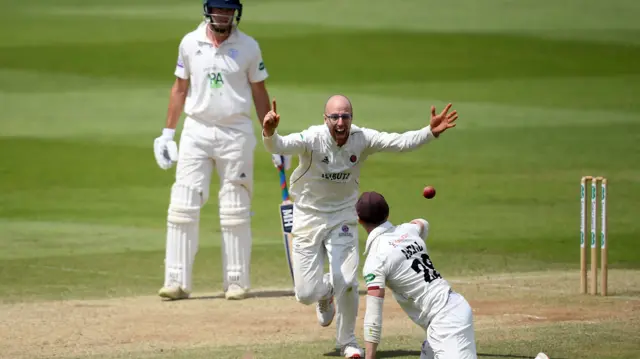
[422,186,436,199]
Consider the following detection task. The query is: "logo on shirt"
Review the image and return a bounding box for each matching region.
[209,72,224,89]
[321,156,329,164]
[321,172,351,182]
[176,56,184,69]
[339,224,353,237]
[364,273,376,283]
[350,155,357,163]
[259,61,265,71]
[389,233,410,248]
[228,48,239,59]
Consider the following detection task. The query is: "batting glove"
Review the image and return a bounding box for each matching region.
[271,154,292,171]
[154,128,178,170]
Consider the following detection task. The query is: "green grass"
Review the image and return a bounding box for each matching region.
[57,320,640,359]
[1,0,639,358]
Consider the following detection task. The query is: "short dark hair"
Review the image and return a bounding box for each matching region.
[356,191,389,226]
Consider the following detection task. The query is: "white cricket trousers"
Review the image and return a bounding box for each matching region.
[291,205,360,347]
[164,117,256,293]
[420,291,477,359]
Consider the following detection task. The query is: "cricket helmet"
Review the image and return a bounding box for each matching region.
[203,0,243,33]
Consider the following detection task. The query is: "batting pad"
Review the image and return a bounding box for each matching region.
[219,183,252,290]
[165,183,202,293]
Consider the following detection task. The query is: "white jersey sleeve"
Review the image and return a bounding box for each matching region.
[409,219,429,240]
[363,253,387,290]
[174,36,190,80]
[262,129,309,155]
[362,126,435,154]
[247,41,268,83]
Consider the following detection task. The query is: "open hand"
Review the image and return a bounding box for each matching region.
[262,99,280,137]
[430,103,458,137]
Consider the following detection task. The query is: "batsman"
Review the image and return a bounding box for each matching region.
[153,0,275,300]
[262,95,459,358]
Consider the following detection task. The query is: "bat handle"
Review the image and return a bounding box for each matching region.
[278,165,290,202]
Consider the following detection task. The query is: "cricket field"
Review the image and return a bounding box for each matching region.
[1,0,640,358]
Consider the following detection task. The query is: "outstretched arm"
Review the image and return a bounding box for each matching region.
[364,127,435,153]
[364,287,385,359]
[363,260,387,359]
[410,218,429,240]
[365,103,459,154]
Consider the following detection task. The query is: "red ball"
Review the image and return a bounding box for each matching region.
[423,186,436,199]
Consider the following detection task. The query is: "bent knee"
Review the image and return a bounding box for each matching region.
[168,183,204,224]
[218,183,251,227]
[295,286,322,305]
[332,273,358,294]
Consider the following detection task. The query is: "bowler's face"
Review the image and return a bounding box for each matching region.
[324,107,352,146]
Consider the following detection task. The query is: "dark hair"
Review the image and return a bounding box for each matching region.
[356,191,389,226]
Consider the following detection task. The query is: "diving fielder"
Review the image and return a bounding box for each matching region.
[262,95,459,358]
[356,191,477,359]
[153,0,276,300]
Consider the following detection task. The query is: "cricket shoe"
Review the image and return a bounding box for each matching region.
[316,295,335,327]
[535,353,550,359]
[225,283,248,300]
[158,286,190,300]
[341,343,364,358]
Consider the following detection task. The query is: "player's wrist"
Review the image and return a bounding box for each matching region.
[425,125,439,138]
[262,128,275,138]
[162,128,176,139]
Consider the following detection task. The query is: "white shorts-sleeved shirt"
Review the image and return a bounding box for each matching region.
[175,22,268,134]
[363,220,451,328]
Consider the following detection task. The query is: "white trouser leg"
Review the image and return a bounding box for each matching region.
[420,339,435,359]
[291,208,332,304]
[326,221,360,347]
[426,292,477,359]
[164,123,213,293]
[213,126,256,291]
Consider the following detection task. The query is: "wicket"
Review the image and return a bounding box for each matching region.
[580,176,608,296]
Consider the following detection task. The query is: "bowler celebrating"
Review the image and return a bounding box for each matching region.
[356,191,477,359]
[261,95,459,358]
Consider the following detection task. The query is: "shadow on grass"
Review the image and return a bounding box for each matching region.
[187,289,296,300]
[323,349,562,358]
[180,289,371,301]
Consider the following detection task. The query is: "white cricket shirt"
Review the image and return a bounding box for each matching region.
[362,220,451,328]
[174,22,268,133]
[262,124,436,214]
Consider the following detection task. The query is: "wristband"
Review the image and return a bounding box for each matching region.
[162,128,176,139]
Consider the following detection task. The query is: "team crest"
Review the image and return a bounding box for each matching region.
[228,48,239,59]
[350,155,357,163]
[339,225,353,237]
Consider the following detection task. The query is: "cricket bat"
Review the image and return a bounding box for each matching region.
[277,155,295,286]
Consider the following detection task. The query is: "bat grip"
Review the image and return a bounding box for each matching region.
[278,165,290,202]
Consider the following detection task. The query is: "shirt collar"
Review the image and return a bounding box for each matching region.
[364,221,394,256]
